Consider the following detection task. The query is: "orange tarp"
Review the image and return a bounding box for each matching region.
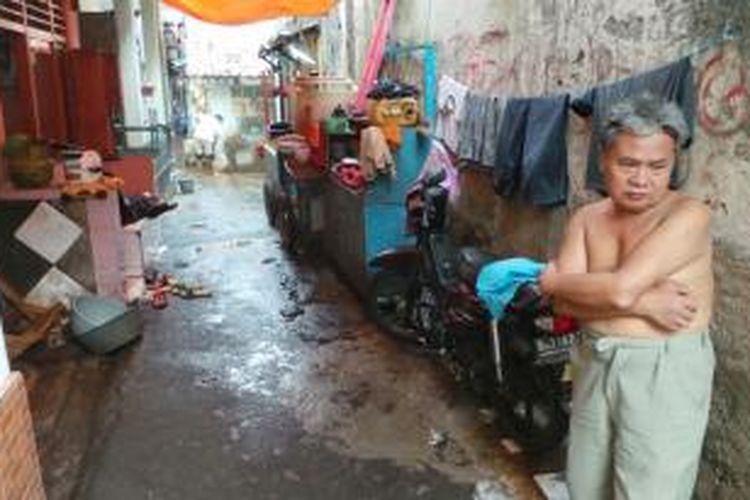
[162,0,338,25]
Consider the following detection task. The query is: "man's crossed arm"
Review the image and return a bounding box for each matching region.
[539,200,710,331]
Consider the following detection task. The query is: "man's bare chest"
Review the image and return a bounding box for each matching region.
[585,216,664,272]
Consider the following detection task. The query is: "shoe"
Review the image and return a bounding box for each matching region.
[146,202,178,219]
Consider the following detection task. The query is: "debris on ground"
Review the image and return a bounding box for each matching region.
[473,480,516,500]
[297,329,356,345]
[428,429,448,449]
[171,282,212,299]
[144,270,214,309]
[280,304,304,320]
[533,472,570,500]
[478,408,498,424]
[202,314,225,325]
[499,438,522,455]
[1,276,67,359]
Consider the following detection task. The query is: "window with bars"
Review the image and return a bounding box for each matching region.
[0,0,67,43]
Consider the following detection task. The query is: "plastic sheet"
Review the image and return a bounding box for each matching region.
[163,0,338,25]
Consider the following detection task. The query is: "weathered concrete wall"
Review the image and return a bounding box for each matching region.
[326,0,750,496]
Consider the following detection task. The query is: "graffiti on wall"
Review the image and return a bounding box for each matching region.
[698,46,750,136]
[445,28,522,92]
[444,25,635,96]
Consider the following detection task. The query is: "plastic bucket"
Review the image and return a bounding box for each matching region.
[71,296,141,354]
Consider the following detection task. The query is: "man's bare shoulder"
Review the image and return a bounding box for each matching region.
[570,199,612,227]
[664,194,712,229]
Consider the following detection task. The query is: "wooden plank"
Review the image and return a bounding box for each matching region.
[0,276,48,320]
[4,302,64,360]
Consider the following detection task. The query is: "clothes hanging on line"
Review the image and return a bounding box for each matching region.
[434,75,469,154]
[415,138,461,203]
[359,126,395,181]
[570,57,695,192]
[493,94,570,207]
[480,95,507,168]
[457,93,507,167]
[457,92,488,163]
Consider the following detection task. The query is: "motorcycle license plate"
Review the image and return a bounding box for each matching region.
[534,334,578,365]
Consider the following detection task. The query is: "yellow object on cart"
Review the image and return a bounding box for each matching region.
[62,176,124,199]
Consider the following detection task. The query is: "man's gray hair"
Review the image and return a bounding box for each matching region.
[601,93,692,188]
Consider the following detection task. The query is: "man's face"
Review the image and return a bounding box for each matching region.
[601,131,676,213]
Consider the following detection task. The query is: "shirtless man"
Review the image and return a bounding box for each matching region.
[539,94,715,500]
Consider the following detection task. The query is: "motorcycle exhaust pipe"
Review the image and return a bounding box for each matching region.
[490,319,503,384]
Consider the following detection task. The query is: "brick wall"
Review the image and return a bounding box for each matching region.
[0,372,45,500]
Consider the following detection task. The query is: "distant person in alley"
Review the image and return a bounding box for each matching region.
[539,93,714,499]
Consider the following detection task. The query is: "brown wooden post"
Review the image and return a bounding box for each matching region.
[62,0,80,49]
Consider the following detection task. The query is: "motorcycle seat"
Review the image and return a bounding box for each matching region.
[457,246,498,285]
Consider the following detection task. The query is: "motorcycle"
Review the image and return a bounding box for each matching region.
[367,170,578,452]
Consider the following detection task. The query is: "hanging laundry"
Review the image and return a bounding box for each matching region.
[359,126,395,181]
[414,139,460,203]
[493,98,531,198]
[493,95,570,207]
[380,122,402,150]
[457,93,508,168]
[480,95,508,169]
[434,75,469,154]
[520,95,570,206]
[570,57,694,192]
[457,92,488,163]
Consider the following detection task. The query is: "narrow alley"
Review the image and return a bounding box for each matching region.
[20,172,545,500]
[1,1,749,499]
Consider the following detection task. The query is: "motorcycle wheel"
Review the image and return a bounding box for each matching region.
[413,284,445,347]
[263,184,276,227]
[273,195,298,253]
[504,370,569,453]
[367,269,422,343]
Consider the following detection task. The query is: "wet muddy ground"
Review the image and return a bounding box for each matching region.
[17,172,564,499]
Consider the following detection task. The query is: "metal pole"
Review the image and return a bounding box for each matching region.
[490,319,503,385]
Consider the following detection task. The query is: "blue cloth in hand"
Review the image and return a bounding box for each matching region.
[476,257,545,320]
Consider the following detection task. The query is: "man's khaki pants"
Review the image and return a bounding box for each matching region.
[566,329,715,500]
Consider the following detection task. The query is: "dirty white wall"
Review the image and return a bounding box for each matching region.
[320,0,750,497]
[198,81,236,134]
[78,0,114,12]
[187,79,262,137]
[114,0,148,146]
[141,0,169,125]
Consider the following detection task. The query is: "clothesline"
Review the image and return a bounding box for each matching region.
[442,28,737,106]
[434,52,701,207]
